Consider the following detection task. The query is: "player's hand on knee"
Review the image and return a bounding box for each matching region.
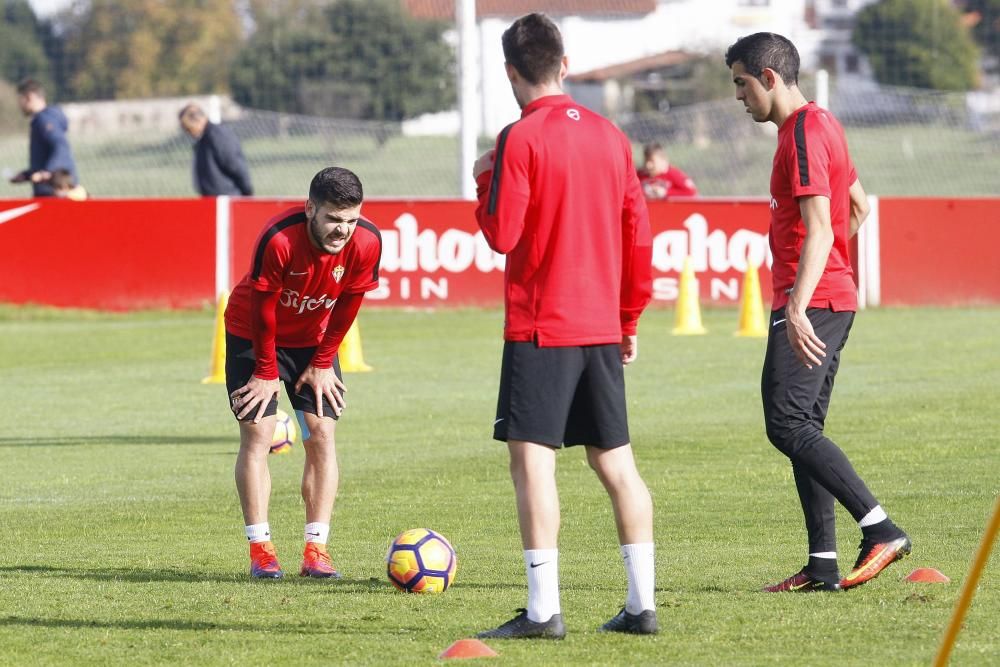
[230,376,280,423]
[295,365,346,419]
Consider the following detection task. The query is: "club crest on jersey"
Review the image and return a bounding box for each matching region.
[332,265,345,283]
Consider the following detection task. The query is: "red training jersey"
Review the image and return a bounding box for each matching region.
[225,206,382,347]
[638,165,698,200]
[475,94,653,346]
[770,102,858,311]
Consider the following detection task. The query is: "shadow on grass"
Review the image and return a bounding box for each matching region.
[1,565,524,592]
[0,436,235,448]
[0,614,427,635]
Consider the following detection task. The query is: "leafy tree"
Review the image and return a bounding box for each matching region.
[0,0,53,89]
[57,0,243,100]
[853,0,980,91]
[231,0,456,120]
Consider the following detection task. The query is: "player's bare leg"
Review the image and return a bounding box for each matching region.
[235,415,283,578]
[478,440,566,639]
[587,444,658,635]
[508,440,559,550]
[235,416,277,525]
[298,412,341,578]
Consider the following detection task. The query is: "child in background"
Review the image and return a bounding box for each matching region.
[638,142,697,200]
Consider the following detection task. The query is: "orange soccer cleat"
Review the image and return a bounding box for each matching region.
[840,535,912,589]
[300,542,342,579]
[249,541,283,579]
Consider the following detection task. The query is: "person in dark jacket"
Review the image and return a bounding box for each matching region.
[179,103,254,196]
[9,78,79,197]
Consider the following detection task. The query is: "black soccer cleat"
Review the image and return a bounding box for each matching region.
[762,569,842,592]
[476,609,566,640]
[599,608,659,635]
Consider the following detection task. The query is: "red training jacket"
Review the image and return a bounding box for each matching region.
[475,94,653,347]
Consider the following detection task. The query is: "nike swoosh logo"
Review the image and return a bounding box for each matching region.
[307,532,321,537]
[290,271,308,276]
[493,418,504,426]
[789,580,815,591]
[772,318,787,327]
[529,561,549,569]
[0,203,40,226]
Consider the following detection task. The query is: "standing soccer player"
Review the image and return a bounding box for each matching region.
[225,167,381,579]
[473,14,657,638]
[725,33,910,592]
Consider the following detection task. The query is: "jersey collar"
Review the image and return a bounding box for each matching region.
[521,94,573,118]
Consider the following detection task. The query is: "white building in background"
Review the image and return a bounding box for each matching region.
[408,0,864,135]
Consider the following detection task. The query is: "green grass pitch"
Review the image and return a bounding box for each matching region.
[0,305,997,665]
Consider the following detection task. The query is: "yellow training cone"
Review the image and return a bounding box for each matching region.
[201,291,229,384]
[672,257,707,335]
[339,319,373,372]
[735,262,768,337]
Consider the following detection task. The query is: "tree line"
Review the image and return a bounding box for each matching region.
[1,0,455,121]
[1,0,998,122]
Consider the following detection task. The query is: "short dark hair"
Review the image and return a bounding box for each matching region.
[724,32,800,85]
[178,103,205,122]
[16,78,44,97]
[309,167,363,209]
[643,142,664,159]
[502,13,563,86]
[50,169,75,189]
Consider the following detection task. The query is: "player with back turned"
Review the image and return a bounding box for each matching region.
[725,33,911,592]
[473,13,657,639]
[224,166,382,580]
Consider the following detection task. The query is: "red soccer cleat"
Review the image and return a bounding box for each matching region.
[300,542,342,579]
[840,535,912,589]
[763,569,842,592]
[249,541,283,579]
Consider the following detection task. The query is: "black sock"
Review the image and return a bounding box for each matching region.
[806,556,839,582]
[861,518,905,542]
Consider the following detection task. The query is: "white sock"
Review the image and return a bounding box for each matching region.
[622,543,655,614]
[858,505,888,528]
[524,549,560,623]
[304,522,329,545]
[809,552,837,559]
[245,523,271,544]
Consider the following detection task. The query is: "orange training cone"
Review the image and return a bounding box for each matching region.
[438,639,498,660]
[672,257,707,335]
[735,262,767,337]
[339,319,372,373]
[201,291,229,384]
[906,568,951,583]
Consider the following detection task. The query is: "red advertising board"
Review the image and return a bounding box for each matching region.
[3,196,998,310]
[230,198,774,307]
[877,198,1000,306]
[0,198,215,310]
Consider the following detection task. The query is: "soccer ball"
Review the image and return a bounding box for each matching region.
[270,409,296,455]
[386,528,457,593]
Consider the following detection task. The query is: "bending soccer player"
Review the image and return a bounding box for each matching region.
[225,167,382,579]
[474,14,657,638]
[725,33,910,592]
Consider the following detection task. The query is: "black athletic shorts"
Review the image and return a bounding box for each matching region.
[225,333,343,422]
[493,341,630,449]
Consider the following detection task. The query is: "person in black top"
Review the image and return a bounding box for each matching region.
[179,103,254,196]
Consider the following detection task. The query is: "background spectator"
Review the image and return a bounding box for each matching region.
[9,78,79,197]
[179,103,254,196]
[638,142,698,200]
